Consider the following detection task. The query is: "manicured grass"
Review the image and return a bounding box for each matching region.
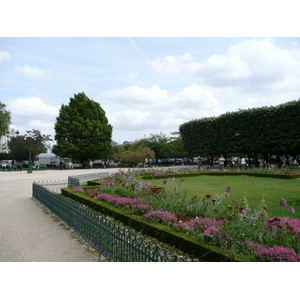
[152,175,300,219]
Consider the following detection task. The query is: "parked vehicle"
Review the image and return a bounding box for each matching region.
[35,153,61,167]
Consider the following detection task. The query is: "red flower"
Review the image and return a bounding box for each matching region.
[276,225,284,229]
[239,207,244,211]
[262,207,267,210]
[228,216,233,219]
[206,194,211,198]
[212,199,217,202]
[228,206,232,209]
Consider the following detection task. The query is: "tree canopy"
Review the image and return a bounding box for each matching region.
[179,99,300,161]
[52,93,112,161]
[143,132,176,162]
[8,130,49,162]
[0,101,11,135]
[111,140,154,166]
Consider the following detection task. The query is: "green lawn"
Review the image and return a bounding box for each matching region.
[152,175,300,219]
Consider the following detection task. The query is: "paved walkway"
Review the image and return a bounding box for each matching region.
[0,167,116,262]
[1,165,195,262]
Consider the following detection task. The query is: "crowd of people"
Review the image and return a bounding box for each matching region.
[1,160,22,171]
[195,154,300,170]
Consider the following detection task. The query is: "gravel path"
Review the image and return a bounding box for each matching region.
[0,168,115,262]
[1,165,196,262]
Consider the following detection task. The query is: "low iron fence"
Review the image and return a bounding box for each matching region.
[32,177,179,262]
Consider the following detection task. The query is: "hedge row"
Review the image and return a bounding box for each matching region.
[61,186,248,262]
[179,99,300,156]
[138,171,300,180]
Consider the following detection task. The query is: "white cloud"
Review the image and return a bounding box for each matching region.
[0,51,11,63]
[151,53,193,74]
[14,64,50,79]
[150,39,300,94]
[7,97,60,138]
[103,84,222,140]
[99,85,170,108]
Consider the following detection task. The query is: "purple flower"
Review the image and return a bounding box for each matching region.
[144,210,177,224]
[287,207,295,214]
[278,198,287,207]
[201,226,222,243]
[248,241,300,262]
[180,178,185,182]
[225,186,232,193]
[131,203,153,214]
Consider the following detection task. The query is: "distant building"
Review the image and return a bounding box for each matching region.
[122,141,134,146]
[0,128,19,153]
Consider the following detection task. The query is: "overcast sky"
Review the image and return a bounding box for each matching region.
[1,4,299,145]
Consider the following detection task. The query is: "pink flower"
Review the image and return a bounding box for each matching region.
[225,186,232,193]
[144,210,177,224]
[279,198,287,207]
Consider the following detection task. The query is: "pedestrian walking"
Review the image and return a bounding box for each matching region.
[219,155,225,170]
[197,156,203,170]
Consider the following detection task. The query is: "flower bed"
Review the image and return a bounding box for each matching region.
[62,169,300,262]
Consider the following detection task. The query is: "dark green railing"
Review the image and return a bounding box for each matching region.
[32,181,179,262]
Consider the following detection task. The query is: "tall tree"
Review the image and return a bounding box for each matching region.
[144,132,175,163]
[8,131,48,162]
[0,101,11,135]
[53,92,112,161]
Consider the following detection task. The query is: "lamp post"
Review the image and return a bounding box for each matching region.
[24,136,33,174]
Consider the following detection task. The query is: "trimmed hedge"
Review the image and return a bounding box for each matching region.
[61,185,248,262]
[138,171,300,180]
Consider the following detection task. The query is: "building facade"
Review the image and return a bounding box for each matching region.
[0,128,19,153]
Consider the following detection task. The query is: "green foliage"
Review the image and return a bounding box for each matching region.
[8,135,46,161]
[144,132,176,162]
[0,101,11,136]
[179,99,300,157]
[7,129,49,161]
[53,92,112,161]
[110,140,154,165]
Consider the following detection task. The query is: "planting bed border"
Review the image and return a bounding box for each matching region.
[62,184,248,262]
[61,171,299,262]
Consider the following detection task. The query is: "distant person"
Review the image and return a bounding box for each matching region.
[197,156,203,170]
[229,156,235,169]
[206,156,211,170]
[219,155,225,170]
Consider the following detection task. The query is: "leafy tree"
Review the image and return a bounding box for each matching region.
[8,129,50,162]
[144,132,175,163]
[53,93,112,161]
[111,140,154,166]
[0,101,11,135]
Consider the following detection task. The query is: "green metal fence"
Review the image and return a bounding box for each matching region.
[32,180,179,262]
